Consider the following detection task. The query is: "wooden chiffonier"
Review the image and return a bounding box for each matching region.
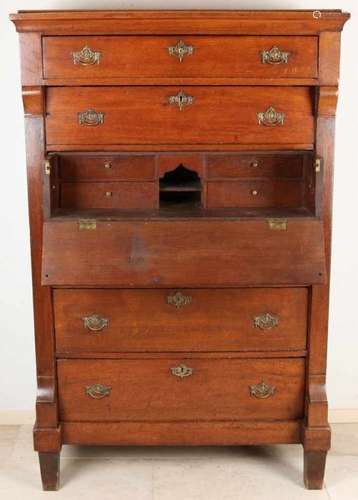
[10,9,349,491]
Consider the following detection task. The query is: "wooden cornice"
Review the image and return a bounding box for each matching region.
[10,10,350,35]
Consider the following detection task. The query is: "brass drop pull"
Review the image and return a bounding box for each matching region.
[78,109,105,126]
[261,46,290,65]
[171,364,193,378]
[249,381,276,399]
[82,314,109,332]
[257,107,285,127]
[85,384,111,399]
[168,91,194,111]
[254,313,279,330]
[168,40,195,62]
[167,291,192,309]
[72,46,101,65]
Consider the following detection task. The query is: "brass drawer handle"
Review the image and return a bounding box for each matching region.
[168,40,195,62]
[261,46,290,65]
[253,313,279,330]
[168,91,194,111]
[167,291,192,309]
[85,384,111,399]
[72,46,101,65]
[78,109,105,126]
[171,364,193,378]
[257,106,285,126]
[249,381,276,399]
[82,314,109,332]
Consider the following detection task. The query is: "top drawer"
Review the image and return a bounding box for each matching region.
[43,36,318,80]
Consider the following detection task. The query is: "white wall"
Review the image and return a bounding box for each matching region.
[0,0,357,416]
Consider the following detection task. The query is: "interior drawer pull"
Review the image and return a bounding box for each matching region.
[171,364,193,378]
[261,46,290,65]
[253,313,279,330]
[168,91,194,111]
[249,381,276,399]
[78,109,105,126]
[82,314,109,332]
[167,291,192,309]
[257,106,285,126]
[85,384,111,399]
[168,40,194,62]
[72,46,102,65]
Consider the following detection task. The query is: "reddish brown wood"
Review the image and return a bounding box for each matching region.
[57,358,305,422]
[60,181,156,210]
[45,86,315,147]
[38,452,60,491]
[11,9,349,491]
[206,179,303,209]
[62,420,301,446]
[43,35,318,80]
[54,288,308,353]
[42,219,326,287]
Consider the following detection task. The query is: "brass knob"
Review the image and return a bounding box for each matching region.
[251,160,260,168]
[104,161,112,169]
[251,189,259,196]
[105,191,112,197]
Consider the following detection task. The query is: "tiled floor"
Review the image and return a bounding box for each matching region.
[0,424,357,499]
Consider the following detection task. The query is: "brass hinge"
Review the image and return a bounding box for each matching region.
[78,219,97,231]
[314,158,322,173]
[268,218,287,231]
[44,160,51,176]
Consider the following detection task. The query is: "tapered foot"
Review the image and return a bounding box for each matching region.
[304,450,327,489]
[38,452,60,491]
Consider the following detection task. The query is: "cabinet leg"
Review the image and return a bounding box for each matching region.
[304,450,327,490]
[38,452,60,491]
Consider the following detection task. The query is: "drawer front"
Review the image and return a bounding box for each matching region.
[59,154,155,181]
[54,288,308,353]
[42,219,327,287]
[46,86,314,147]
[57,358,305,422]
[43,36,318,80]
[206,153,305,179]
[207,180,303,209]
[60,182,156,210]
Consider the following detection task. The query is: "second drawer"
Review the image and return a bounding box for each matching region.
[54,288,308,353]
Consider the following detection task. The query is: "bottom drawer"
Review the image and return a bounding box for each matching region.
[57,358,305,422]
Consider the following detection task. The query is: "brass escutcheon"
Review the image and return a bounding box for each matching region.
[83,314,109,332]
[78,109,105,126]
[168,40,195,62]
[257,106,285,126]
[171,364,193,378]
[85,384,112,399]
[249,381,276,399]
[167,291,192,309]
[254,312,279,330]
[261,46,290,65]
[168,91,194,111]
[72,46,101,65]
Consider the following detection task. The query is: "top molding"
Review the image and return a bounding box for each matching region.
[10,10,350,35]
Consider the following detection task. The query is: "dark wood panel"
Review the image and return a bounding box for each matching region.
[42,219,326,286]
[57,358,305,421]
[207,180,303,209]
[54,288,308,353]
[43,36,318,79]
[60,182,156,210]
[46,86,314,146]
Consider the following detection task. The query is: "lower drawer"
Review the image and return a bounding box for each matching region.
[57,356,305,422]
[54,288,308,353]
[57,358,305,422]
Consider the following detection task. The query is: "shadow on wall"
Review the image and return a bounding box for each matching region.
[49,0,300,11]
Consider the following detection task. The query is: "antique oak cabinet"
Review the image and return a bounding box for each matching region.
[10,9,349,491]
